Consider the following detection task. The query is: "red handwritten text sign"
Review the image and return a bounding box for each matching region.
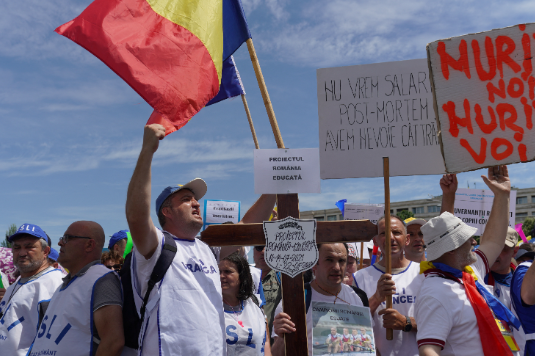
[427,23,535,173]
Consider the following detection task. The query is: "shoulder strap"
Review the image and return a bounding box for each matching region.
[250,294,260,307]
[350,285,369,307]
[304,282,312,313]
[275,271,281,285]
[139,233,177,324]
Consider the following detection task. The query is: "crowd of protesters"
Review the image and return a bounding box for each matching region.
[1,124,535,356]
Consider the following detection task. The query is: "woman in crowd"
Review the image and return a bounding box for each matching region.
[101,250,124,271]
[220,252,272,356]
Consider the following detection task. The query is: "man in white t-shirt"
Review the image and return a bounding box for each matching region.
[0,224,64,356]
[271,243,367,356]
[125,124,275,356]
[354,215,421,356]
[417,166,520,356]
[404,218,427,263]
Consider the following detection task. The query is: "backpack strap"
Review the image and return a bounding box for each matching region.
[120,232,177,349]
[350,285,369,307]
[139,233,177,325]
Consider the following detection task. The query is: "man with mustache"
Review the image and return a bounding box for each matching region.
[271,243,367,356]
[417,166,519,356]
[0,224,63,356]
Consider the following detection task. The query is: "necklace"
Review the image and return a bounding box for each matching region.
[314,281,350,305]
[223,299,244,327]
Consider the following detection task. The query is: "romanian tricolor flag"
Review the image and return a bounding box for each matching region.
[56,0,250,135]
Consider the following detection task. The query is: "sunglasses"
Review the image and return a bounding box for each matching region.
[254,246,265,252]
[106,264,122,270]
[59,234,92,245]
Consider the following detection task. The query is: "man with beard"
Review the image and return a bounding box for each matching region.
[125,124,275,356]
[417,166,520,356]
[0,224,63,356]
[271,243,367,356]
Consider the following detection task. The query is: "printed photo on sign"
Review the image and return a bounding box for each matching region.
[454,188,517,235]
[317,58,445,179]
[263,217,318,278]
[427,23,535,172]
[312,302,376,356]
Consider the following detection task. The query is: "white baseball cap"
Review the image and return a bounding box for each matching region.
[421,212,477,261]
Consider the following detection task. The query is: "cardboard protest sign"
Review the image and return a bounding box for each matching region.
[427,24,535,172]
[343,204,384,225]
[202,199,241,230]
[454,188,517,235]
[312,302,376,356]
[317,59,446,178]
[254,148,320,194]
[263,217,318,278]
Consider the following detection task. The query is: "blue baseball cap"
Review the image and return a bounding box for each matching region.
[9,223,51,245]
[155,178,207,215]
[108,230,130,249]
[48,248,59,261]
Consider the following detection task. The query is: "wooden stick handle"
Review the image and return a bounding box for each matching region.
[383,157,393,340]
[246,38,285,149]
[241,94,259,149]
[359,241,365,269]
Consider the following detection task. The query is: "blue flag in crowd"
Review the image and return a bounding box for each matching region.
[206,56,245,106]
[222,0,252,61]
[335,199,347,218]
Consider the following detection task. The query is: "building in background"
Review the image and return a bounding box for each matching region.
[300,187,535,225]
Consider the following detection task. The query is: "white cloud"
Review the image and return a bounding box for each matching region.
[0,137,255,176]
[251,0,535,67]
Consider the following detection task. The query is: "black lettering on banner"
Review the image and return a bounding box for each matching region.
[323,70,436,153]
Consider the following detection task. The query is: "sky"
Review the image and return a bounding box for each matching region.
[1,0,535,249]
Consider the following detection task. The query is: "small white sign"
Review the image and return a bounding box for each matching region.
[454,188,517,235]
[263,217,318,278]
[254,148,321,194]
[202,199,241,230]
[343,204,384,225]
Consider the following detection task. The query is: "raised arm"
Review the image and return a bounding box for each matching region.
[440,174,457,214]
[239,194,277,224]
[478,165,511,266]
[125,124,165,259]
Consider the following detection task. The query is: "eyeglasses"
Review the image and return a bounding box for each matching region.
[59,234,92,245]
[254,246,265,252]
[106,264,122,271]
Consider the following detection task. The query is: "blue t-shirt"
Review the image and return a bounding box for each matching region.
[511,261,535,356]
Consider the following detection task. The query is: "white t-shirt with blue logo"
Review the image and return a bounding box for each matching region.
[131,229,225,356]
[354,261,423,356]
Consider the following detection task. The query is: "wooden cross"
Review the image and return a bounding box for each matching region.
[201,193,377,356]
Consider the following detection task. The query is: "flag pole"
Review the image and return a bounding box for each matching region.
[383,157,393,340]
[246,38,284,149]
[241,94,260,149]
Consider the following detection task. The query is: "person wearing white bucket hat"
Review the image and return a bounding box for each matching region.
[416,166,521,356]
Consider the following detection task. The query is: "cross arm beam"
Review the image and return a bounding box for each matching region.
[200,220,377,247]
